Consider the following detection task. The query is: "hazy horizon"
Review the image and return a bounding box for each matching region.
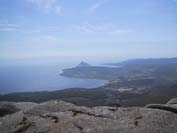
[0,0,177,66]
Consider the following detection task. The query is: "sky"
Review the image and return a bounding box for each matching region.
[0,0,177,65]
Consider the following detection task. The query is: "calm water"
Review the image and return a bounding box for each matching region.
[0,64,106,94]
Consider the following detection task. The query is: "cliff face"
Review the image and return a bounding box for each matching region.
[1,98,177,133]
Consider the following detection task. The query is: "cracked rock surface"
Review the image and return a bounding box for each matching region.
[0,99,177,133]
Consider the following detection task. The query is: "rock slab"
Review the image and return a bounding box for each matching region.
[0,99,177,133]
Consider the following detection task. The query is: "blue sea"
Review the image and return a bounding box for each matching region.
[0,64,106,94]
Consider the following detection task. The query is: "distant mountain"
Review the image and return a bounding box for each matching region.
[76,61,91,67]
[110,57,177,66]
[61,57,177,80]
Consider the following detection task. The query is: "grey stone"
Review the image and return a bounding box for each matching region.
[0,99,177,133]
[166,98,177,105]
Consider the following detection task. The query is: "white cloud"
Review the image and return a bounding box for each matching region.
[89,0,109,12]
[55,6,63,16]
[74,23,132,35]
[27,35,59,44]
[44,35,57,42]
[109,29,132,35]
[0,22,22,32]
[0,22,41,34]
[25,0,63,15]
[0,23,19,28]
[0,28,20,32]
[0,20,61,34]
[26,0,56,12]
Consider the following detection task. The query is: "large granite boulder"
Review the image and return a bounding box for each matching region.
[166,98,177,105]
[0,102,37,117]
[146,97,177,115]
[0,99,177,133]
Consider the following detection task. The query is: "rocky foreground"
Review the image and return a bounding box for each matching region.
[0,98,177,133]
